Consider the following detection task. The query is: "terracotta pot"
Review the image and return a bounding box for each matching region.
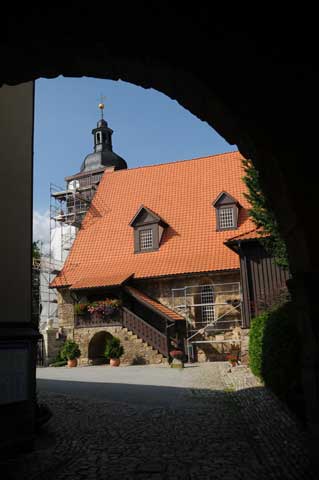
[110,358,120,367]
[67,358,78,368]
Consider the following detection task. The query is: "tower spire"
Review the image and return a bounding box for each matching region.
[79,97,127,172]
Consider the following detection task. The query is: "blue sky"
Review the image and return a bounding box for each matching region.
[33,76,235,244]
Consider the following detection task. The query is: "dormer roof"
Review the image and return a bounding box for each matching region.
[129,205,168,228]
[213,191,240,207]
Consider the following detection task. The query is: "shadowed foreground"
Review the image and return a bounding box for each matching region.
[1,364,314,479]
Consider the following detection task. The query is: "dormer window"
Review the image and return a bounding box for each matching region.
[213,192,240,231]
[139,228,153,250]
[219,206,235,229]
[130,206,168,253]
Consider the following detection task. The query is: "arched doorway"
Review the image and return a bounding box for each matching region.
[88,331,113,365]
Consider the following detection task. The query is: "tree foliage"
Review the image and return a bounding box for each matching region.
[32,241,41,327]
[32,241,41,260]
[242,158,289,267]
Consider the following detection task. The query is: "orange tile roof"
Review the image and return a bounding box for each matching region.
[71,273,133,290]
[125,286,185,321]
[226,227,269,242]
[51,151,255,289]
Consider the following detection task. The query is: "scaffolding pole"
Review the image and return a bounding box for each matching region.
[172,282,242,362]
[32,254,63,331]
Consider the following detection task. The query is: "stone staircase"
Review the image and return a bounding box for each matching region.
[119,327,167,365]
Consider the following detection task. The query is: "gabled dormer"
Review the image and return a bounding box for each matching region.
[129,206,168,253]
[213,192,240,231]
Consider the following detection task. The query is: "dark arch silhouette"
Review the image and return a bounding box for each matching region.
[88,331,113,365]
[1,7,319,467]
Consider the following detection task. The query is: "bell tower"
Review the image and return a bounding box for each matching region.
[50,99,127,258]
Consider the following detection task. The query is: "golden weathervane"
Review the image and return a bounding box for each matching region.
[98,94,106,119]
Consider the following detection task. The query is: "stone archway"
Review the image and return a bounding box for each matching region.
[1,7,319,465]
[88,331,113,365]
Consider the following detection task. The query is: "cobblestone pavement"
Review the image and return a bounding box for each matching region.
[2,363,315,480]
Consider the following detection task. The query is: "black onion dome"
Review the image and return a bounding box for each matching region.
[80,117,127,172]
[80,150,127,172]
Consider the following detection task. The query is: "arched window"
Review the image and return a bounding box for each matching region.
[201,285,215,324]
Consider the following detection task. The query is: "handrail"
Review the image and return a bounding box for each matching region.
[75,312,122,328]
[122,307,169,357]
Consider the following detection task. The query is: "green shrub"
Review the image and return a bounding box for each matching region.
[249,302,305,421]
[104,337,124,360]
[262,303,301,401]
[249,311,268,378]
[60,339,81,360]
[50,360,67,367]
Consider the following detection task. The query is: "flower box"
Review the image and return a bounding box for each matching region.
[74,298,122,318]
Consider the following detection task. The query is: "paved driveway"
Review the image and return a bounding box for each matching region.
[36,363,224,407]
[3,363,314,479]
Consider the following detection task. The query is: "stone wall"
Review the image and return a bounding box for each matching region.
[136,272,243,362]
[57,288,75,329]
[73,326,164,366]
[136,271,240,312]
[196,327,242,362]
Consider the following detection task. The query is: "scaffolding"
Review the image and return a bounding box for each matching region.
[50,182,97,261]
[32,254,63,331]
[172,282,242,361]
[31,182,98,332]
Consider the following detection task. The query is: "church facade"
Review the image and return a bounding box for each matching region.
[50,114,262,364]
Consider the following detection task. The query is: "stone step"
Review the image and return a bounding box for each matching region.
[119,320,168,365]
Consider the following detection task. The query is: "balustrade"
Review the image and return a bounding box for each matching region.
[122,307,169,356]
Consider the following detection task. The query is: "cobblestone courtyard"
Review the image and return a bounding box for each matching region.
[2,363,315,479]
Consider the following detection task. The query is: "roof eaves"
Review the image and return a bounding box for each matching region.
[133,268,240,282]
[225,228,268,243]
[70,273,134,290]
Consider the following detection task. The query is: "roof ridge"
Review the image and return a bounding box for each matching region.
[103,150,241,175]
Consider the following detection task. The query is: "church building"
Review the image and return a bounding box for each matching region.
[50,109,287,365]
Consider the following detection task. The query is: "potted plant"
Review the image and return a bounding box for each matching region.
[226,349,239,367]
[60,339,81,367]
[227,354,237,367]
[170,349,185,368]
[104,336,124,366]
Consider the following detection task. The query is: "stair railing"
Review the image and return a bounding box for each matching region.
[121,307,169,357]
